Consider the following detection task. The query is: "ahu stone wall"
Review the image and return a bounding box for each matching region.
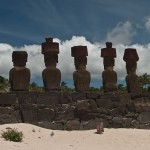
[0,91,150,130]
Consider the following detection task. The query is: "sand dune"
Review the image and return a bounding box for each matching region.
[0,123,150,150]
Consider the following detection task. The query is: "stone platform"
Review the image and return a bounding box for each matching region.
[0,91,150,130]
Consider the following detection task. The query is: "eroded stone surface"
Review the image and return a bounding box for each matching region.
[9,51,30,91]
[101,42,117,93]
[41,38,61,91]
[123,48,141,93]
[71,46,91,92]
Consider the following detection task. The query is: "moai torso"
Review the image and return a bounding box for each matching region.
[123,48,141,93]
[41,38,61,91]
[71,46,91,92]
[42,66,61,91]
[101,42,117,93]
[73,65,91,92]
[9,67,30,91]
[102,66,117,93]
[9,51,30,91]
[126,73,140,93]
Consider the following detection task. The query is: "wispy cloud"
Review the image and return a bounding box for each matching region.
[145,16,150,32]
[105,21,136,45]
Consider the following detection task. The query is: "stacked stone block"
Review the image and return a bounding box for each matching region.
[0,91,150,130]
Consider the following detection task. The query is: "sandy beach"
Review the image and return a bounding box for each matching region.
[0,123,150,150]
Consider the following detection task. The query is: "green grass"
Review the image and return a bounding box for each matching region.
[1,128,23,142]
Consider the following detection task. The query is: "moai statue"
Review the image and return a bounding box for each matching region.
[41,37,61,91]
[71,46,91,92]
[9,51,30,91]
[123,48,141,93]
[101,42,117,93]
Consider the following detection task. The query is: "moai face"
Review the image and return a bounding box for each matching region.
[44,52,58,67]
[126,61,137,74]
[103,57,115,70]
[74,57,87,71]
[12,51,28,67]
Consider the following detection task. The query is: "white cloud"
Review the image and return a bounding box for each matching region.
[105,21,136,45]
[145,16,150,32]
[0,36,150,86]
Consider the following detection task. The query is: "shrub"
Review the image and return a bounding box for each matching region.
[1,128,23,142]
[63,123,71,131]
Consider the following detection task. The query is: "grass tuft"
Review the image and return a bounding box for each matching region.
[1,128,23,142]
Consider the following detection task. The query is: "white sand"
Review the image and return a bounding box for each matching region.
[0,123,150,150]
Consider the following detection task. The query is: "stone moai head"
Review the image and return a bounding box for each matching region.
[74,57,87,70]
[41,37,59,67]
[12,51,28,67]
[123,48,139,74]
[71,46,88,70]
[43,52,58,67]
[101,42,116,70]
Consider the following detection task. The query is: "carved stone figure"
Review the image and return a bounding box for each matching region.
[41,37,61,91]
[9,51,30,91]
[71,46,91,92]
[123,48,141,93]
[101,42,117,93]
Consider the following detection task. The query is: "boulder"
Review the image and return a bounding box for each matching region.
[16,91,37,104]
[60,91,72,104]
[80,118,107,130]
[96,98,112,109]
[80,119,96,130]
[0,107,20,124]
[0,93,17,105]
[75,99,97,119]
[55,105,75,121]
[72,92,86,102]
[38,92,60,105]
[112,117,123,128]
[122,118,132,128]
[38,108,55,122]
[86,92,100,99]
[64,120,80,130]
[138,112,150,124]
[20,104,38,124]
[38,121,64,130]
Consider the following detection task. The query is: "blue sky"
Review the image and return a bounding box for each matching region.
[0,0,150,87]
[0,0,150,45]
